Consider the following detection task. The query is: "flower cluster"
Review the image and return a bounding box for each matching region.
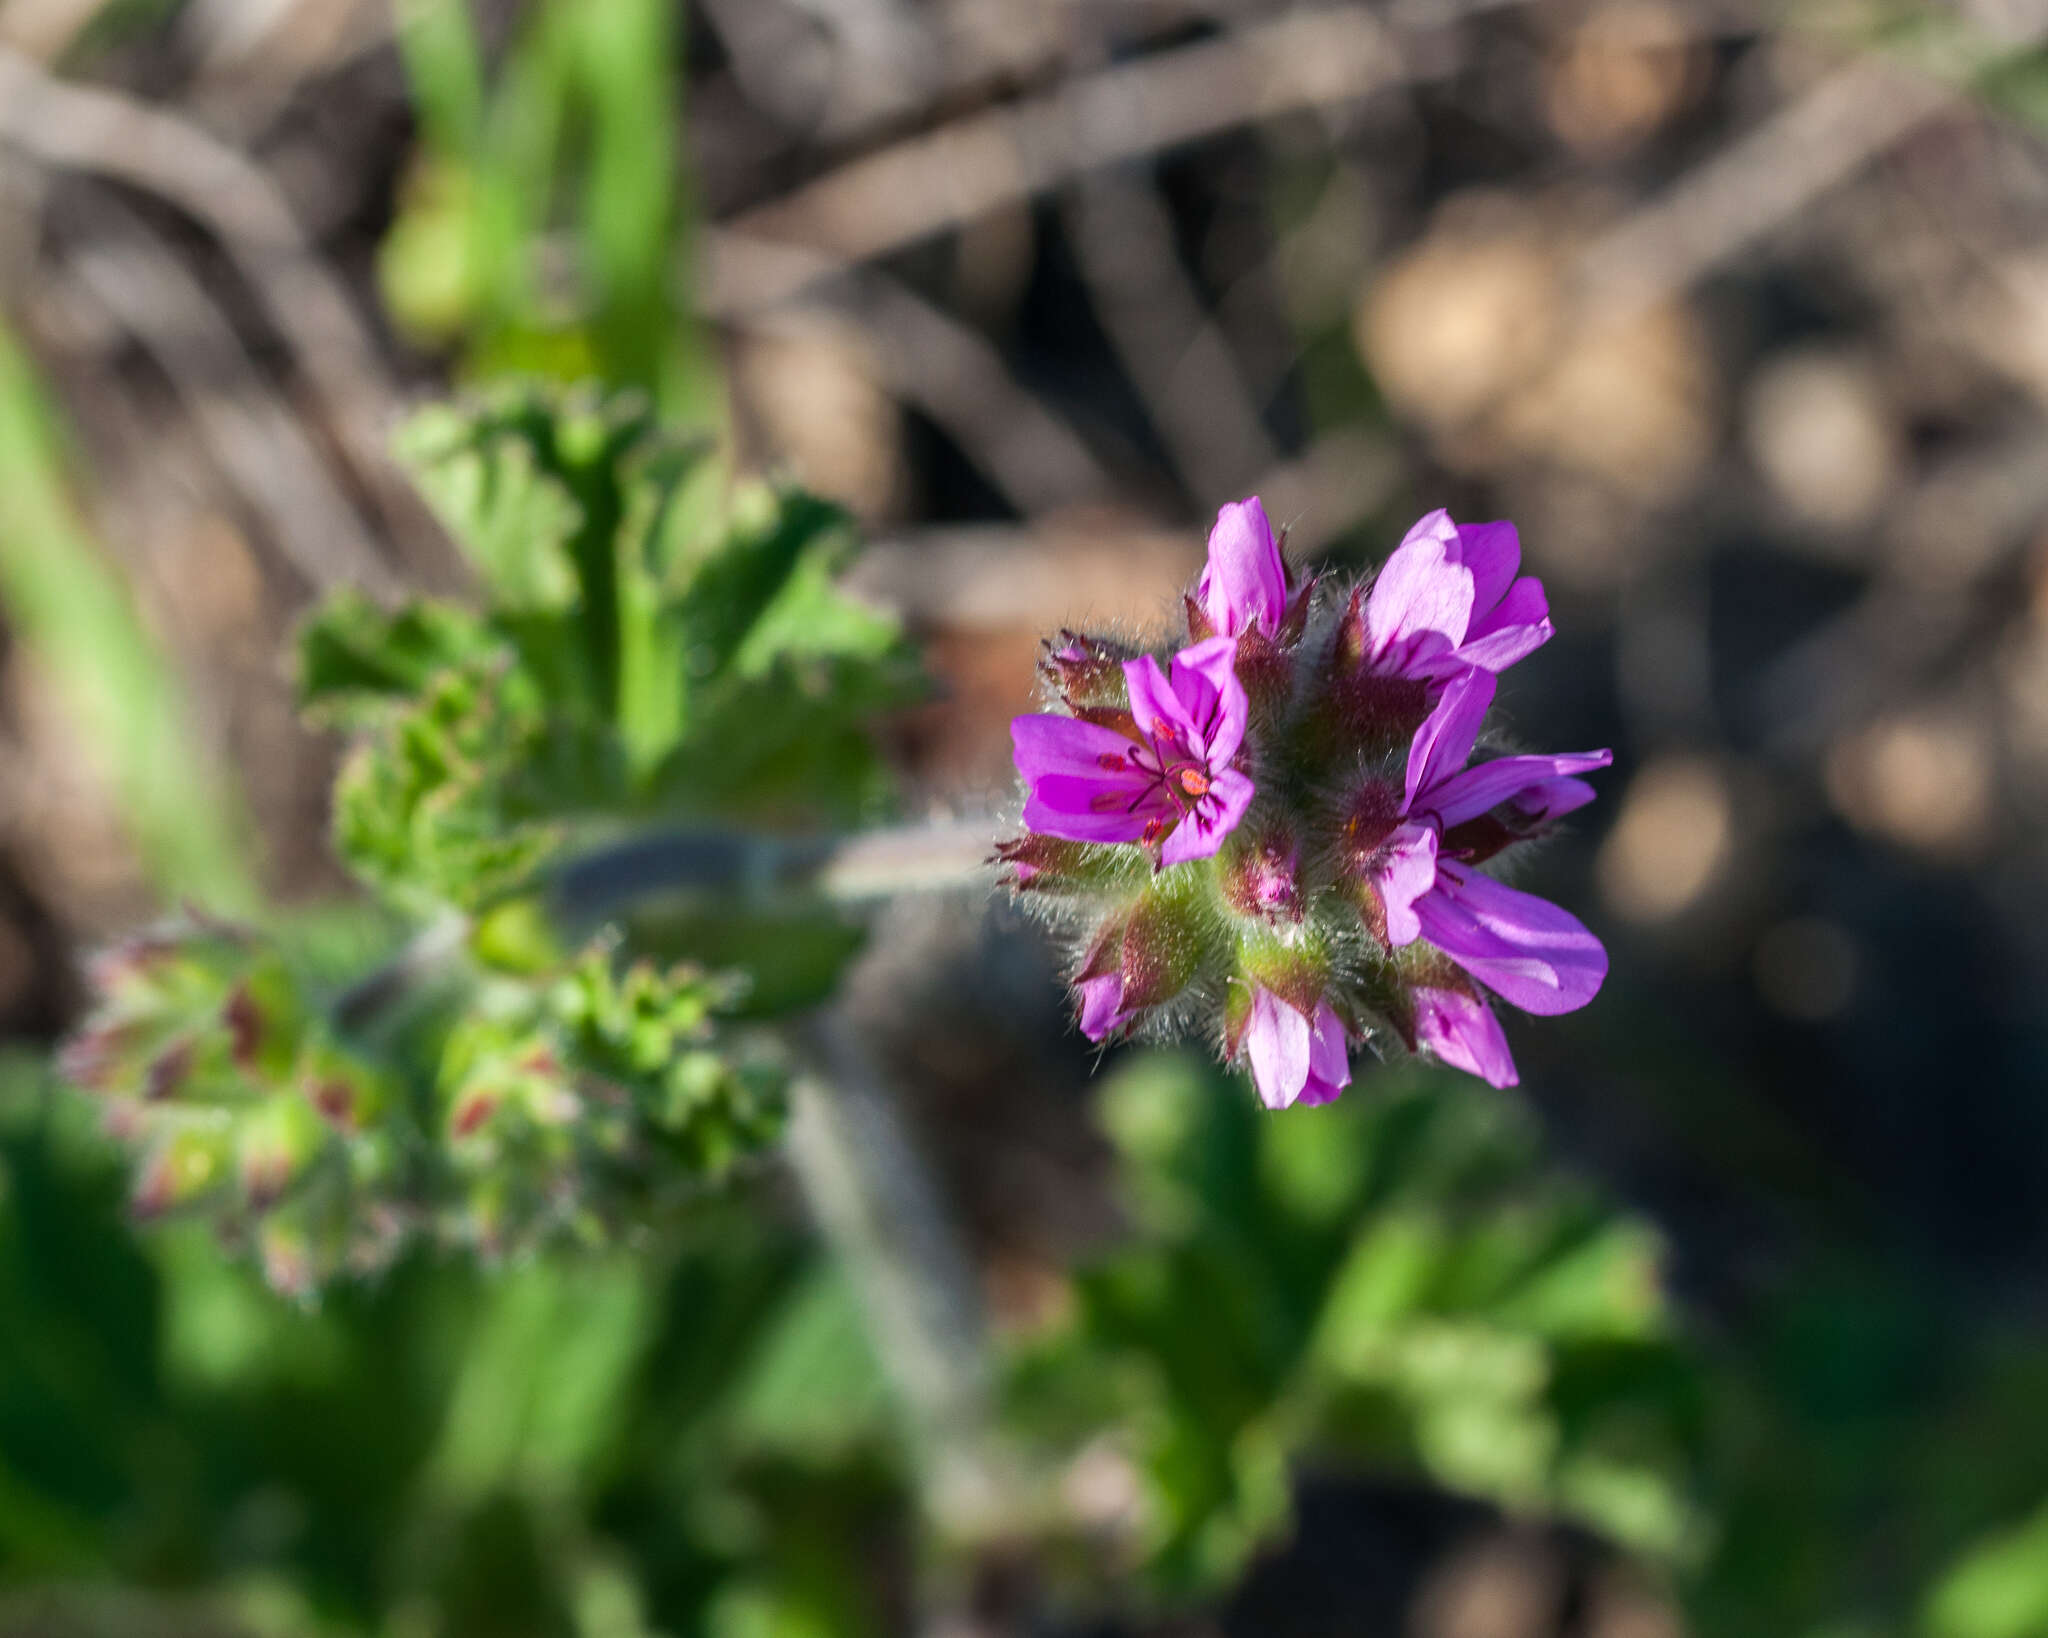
[1000,499,1609,1104]
[57,911,782,1297]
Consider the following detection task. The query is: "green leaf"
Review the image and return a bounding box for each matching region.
[330,653,568,914]
[397,400,586,614]
[296,590,492,724]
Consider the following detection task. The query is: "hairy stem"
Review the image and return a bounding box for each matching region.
[549,814,995,925]
[332,817,996,1038]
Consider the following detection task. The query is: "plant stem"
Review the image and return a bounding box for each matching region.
[331,817,996,1038]
[785,1008,1018,1541]
[549,815,995,926]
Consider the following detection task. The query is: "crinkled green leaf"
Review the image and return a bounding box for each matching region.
[335,387,920,911]
[296,590,493,725]
[331,654,568,914]
[398,401,585,613]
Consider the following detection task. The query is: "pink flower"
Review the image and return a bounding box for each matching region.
[1359,511,1553,682]
[1243,986,1351,1110]
[1197,497,1289,639]
[1011,636,1255,867]
[1000,498,1607,1105]
[1350,670,1609,1086]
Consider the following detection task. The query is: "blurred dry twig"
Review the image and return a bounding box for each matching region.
[59,206,400,598]
[708,231,1114,512]
[1064,167,1279,502]
[1578,56,1960,322]
[725,7,1402,272]
[0,44,418,564]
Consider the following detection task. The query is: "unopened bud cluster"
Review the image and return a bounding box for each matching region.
[1000,500,1610,1106]
[59,914,781,1297]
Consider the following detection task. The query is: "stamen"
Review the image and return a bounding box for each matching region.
[1178,767,1211,798]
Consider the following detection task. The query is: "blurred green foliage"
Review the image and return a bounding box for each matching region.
[0,1050,900,1638]
[58,385,922,1291]
[1011,1052,1706,1599]
[308,389,920,912]
[29,1011,2048,1636]
[383,0,717,421]
[0,321,255,911]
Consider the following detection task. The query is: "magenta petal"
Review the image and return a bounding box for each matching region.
[1406,670,1496,810]
[1366,519,1476,676]
[1161,766,1255,865]
[1416,864,1607,1016]
[1011,712,1143,784]
[1414,987,1519,1087]
[1425,749,1612,829]
[1513,775,1599,824]
[1245,986,1311,1110]
[1370,822,1439,946]
[1123,654,1188,745]
[1168,636,1247,759]
[1452,520,1521,614]
[1455,577,1553,672]
[1199,497,1286,638]
[1077,972,1131,1040]
[1022,777,1167,843]
[1295,1001,1352,1106]
[1396,508,1461,555]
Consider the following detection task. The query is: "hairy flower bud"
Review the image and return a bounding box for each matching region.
[1068,880,1209,1041]
[1220,825,1302,921]
[1118,887,1204,1013]
[991,833,1138,895]
[1041,630,1132,710]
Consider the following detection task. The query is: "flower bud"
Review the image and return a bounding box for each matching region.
[450,1084,502,1139]
[133,1129,228,1218]
[1073,913,1135,1040]
[258,1221,316,1302]
[1311,589,1433,750]
[992,834,1096,893]
[236,1094,323,1209]
[1219,825,1301,921]
[143,1040,197,1103]
[1040,630,1130,710]
[220,963,304,1080]
[300,1041,386,1133]
[1123,885,1209,1008]
[1231,940,1330,1033]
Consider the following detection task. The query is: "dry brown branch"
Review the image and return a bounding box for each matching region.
[0,45,423,570]
[1578,55,1978,322]
[1063,168,1278,502]
[723,7,1403,269]
[707,230,1113,513]
[60,211,402,599]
